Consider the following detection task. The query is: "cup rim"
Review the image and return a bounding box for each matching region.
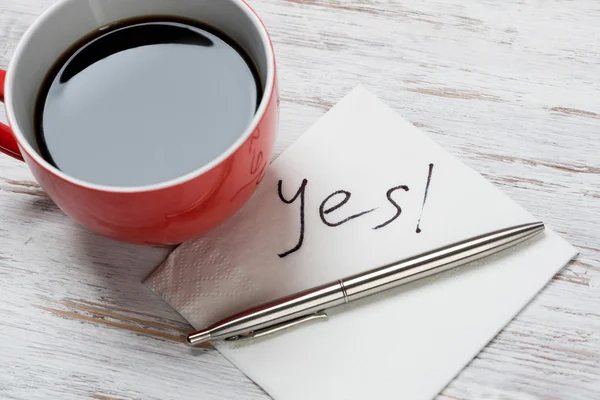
[5,0,276,194]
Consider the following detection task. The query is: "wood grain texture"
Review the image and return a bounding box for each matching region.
[1,0,599,399]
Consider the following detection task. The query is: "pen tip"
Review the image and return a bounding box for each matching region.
[187,330,211,346]
[518,221,544,240]
[532,221,545,231]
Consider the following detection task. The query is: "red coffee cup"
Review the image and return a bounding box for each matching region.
[0,0,278,245]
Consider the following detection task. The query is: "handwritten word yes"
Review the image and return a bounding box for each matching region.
[277,164,435,258]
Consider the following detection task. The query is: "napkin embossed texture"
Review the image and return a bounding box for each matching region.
[145,86,576,400]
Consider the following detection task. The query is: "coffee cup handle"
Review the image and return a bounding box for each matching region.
[0,69,24,161]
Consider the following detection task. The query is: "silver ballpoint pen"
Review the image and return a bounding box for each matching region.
[187,221,545,346]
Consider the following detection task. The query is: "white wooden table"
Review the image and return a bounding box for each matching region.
[1,0,599,399]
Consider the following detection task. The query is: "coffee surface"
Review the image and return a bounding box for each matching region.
[35,18,261,187]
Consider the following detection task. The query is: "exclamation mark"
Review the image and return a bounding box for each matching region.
[416,163,434,233]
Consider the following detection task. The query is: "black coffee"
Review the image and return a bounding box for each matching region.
[34,17,262,186]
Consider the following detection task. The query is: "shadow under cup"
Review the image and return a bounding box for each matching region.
[4,0,278,244]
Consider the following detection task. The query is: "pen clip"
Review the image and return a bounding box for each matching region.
[224,311,328,342]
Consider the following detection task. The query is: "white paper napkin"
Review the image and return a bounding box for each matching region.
[144,86,576,400]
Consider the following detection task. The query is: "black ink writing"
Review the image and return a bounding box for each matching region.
[275,162,436,257]
[277,179,308,258]
[373,185,409,230]
[416,163,434,233]
[319,190,376,227]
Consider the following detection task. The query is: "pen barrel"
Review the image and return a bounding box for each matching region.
[207,281,346,341]
[342,222,544,301]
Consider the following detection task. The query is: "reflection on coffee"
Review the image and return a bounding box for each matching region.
[34,17,262,186]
